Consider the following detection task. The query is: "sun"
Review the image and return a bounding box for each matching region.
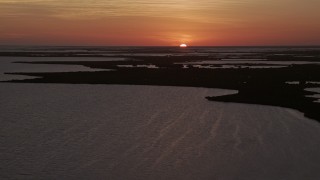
[180,44,187,48]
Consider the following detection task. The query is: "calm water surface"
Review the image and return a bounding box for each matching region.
[0,84,319,179]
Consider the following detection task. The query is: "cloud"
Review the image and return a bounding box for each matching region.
[0,0,250,22]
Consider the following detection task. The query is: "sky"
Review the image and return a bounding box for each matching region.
[1,0,320,46]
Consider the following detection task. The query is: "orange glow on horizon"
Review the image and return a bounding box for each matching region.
[0,0,320,46]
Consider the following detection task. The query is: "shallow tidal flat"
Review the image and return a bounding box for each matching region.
[1,84,320,179]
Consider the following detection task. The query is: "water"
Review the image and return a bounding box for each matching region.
[305,87,320,103]
[1,46,320,56]
[182,60,320,65]
[0,57,123,81]
[0,83,320,179]
[1,46,319,81]
[1,46,320,179]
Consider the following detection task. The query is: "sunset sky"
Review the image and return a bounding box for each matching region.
[1,0,320,46]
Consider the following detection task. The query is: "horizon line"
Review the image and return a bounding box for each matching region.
[1,45,320,48]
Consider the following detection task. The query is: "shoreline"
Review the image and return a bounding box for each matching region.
[1,47,320,122]
[3,61,320,122]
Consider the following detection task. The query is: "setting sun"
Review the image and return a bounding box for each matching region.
[180,44,187,48]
